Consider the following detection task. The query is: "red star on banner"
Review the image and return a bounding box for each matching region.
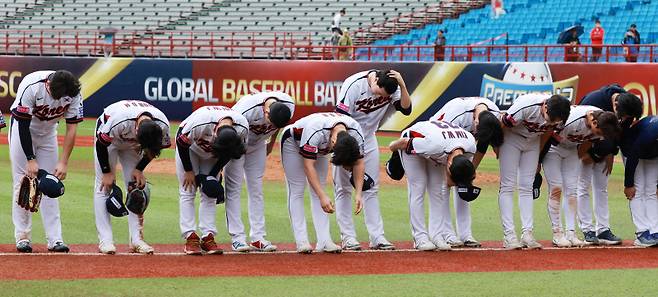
[531,75,536,81]
[512,68,518,74]
[520,72,526,79]
[540,75,545,81]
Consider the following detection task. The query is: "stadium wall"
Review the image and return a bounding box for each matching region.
[1,56,657,131]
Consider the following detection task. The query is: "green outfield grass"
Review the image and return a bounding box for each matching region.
[1,268,657,297]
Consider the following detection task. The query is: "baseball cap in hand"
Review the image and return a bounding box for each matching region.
[449,155,480,202]
[533,172,543,200]
[106,184,128,217]
[349,172,375,191]
[37,169,64,198]
[386,151,405,180]
[195,174,225,204]
[456,185,481,202]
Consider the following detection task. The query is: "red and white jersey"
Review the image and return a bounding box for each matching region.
[432,97,500,133]
[501,93,562,138]
[96,100,171,150]
[335,70,401,137]
[178,105,249,156]
[556,105,601,148]
[10,70,83,133]
[233,91,295,146]
[290,112,365,159]
[402,120,476,165]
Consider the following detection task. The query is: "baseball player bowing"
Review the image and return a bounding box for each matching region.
[0,112,5,130]
[9,70,83,253]
[431,96,503,248]
[281,112,366,254]
[497,93,570,250]
[94,100,170,254]
[224,91,294,252]
[577,85,642,245]
[619,116,658,247]
[334,69,411,251]
[541,106,619,247]
[388,120,481,251]
[176,105,248,255]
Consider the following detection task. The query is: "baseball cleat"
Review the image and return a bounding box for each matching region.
[597,229,622,245]
[370,237,395,250]
[231,241,252,253]
[341,237,362,251]
[446,238,464,248]
[48,242,70,253]
[296,242,313,254]
[99,242,117,255]
[503,234,523,250]
[201,234,223,255]
[250,239,277,252]
[16,240,32,253]
[462,236,482,248]
[583,231,600,245]
[634,231,658,247]
[552,231,571,248]
[520,231,542,250]
[318,241,342,253]
[130,240,155,255]
[184,232,203,255]
[430,237,452,251]
[566,230,585,247]
[415,239,438,251]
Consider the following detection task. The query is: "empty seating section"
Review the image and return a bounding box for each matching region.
[365,0,658,62]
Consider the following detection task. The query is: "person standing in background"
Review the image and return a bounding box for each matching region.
[590,20,604,62]
[623,24,641,62]
[434,30,446,61]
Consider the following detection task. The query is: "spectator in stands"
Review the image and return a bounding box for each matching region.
[590,20,604,62]
[434,30,447,61]
[623,24,641,62]
[491,0,506,19]
[338,29,353,60]
[563,29,582,62]
[331,8,346,37]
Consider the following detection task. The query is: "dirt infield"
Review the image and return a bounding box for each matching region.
[1,242,658,280]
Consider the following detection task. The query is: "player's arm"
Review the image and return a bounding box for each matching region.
[389,70,412,115]
[266,129,280,155]
[351,157,365,215]
[388,137,410,152]
[55,123,78,180]
[95,130,115,192]
[12,88,38,178]
[176,130,196,190]
[302,157,334,213]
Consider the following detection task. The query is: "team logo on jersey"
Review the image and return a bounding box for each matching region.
[566,133,594,143]
[522,120,555,133]
[33,104,71,121]
[250,123,276,135]
[197,138,214,153]
[354,96,391,114]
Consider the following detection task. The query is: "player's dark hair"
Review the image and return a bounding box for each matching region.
[376,70,399,95]
[212,125,246,160]
[331,131,361,167]
[545,95,571,123]
[592,110,621,141]
[49,70,81,99]
[268,101,292,128]
[449,154,475,186]
[475,111,504,148]
[137,119,164,158]
[615,92,643,120]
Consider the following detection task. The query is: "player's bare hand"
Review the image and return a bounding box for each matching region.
[624,186,636,200]
[320,198,335,214]
[493,146,500,159]
[183,171,196,191]
[132,169,146,189]
[101,172,115,193]
[354,197,363,215]
[54,161,68,180]
[603,155,614,176]
[388,138,409,152]
[387,70,406,89]
[26,159,39,179]
[581,154,594,165]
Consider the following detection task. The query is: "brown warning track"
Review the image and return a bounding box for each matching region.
[1,243,658,280]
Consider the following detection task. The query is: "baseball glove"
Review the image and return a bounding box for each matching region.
[126,181,150,215]
[17,175,42,212]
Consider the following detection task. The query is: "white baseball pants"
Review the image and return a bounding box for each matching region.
[626,158,658,234]
[577,160,611,234]
[543,146,580,232]
[224,141,268,243]
[333,134,386,245]
[498,131,540,236]
[175,148,218,240]
[400,151,449,243]
[9,121,63,248]
[281,136,335,248]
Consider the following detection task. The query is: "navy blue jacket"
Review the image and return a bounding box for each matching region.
[620,116,658,187]
[579,84,626,112]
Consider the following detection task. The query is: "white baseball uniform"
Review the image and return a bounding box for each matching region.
[93,100,170,247]
[398,120,476,244]
[431,97,500,242]
[281,112,365,250]
[334,70,407,246]
[176,106,248,240]
[8,70,83,248]
[223,91,295,243]
[498,93,561,237]
[543,105,600,233]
